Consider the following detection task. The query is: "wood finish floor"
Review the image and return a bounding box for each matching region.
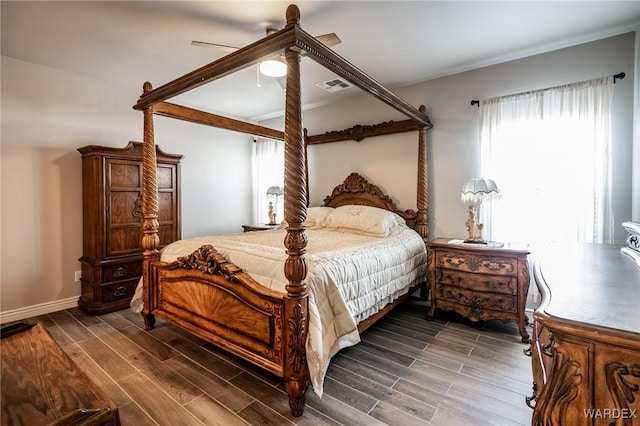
[27,299,533,425]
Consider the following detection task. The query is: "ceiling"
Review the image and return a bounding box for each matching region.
[2,1,640,122]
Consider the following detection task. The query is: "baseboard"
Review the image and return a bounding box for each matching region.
[0,297,79,324]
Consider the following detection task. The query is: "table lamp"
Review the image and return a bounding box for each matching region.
[266,185,284,225]
[461,177,500,244]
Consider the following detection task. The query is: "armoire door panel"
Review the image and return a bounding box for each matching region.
[109,191,142,225]
[158,224,176,247]
[108,161,141,188]
[157,165,175,189]
[157,192,174,222]
[108,226,142,256]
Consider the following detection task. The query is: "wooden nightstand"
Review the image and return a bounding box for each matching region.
[242,224,278,232]
[427,238,531,342]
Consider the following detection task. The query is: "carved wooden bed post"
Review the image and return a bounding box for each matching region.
[140,81,160,330]
[282,4,309,417]
[303,128,310,207]
[416,104,430,242]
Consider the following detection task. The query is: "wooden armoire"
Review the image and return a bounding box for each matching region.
[78,142,182,314]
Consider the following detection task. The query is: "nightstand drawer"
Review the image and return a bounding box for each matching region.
[436,250,518,276]
[434,283,518,313]
[437,269,517,295]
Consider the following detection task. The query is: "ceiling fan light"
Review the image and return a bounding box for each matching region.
[259,59,287,77]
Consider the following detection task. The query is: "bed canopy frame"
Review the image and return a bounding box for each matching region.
[133,4,432,416]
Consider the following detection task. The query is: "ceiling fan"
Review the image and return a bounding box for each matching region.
[192,27,341,78]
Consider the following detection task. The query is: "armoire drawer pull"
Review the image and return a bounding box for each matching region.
[113,286,128,298]
[113,267,128,278]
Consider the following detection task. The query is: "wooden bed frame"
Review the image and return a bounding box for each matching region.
[133,4,432,416]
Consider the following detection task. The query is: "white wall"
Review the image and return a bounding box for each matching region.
[0,56,253,316]
[265,32,635,244]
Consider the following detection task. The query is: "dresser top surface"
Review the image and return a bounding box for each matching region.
[535,243,640,335]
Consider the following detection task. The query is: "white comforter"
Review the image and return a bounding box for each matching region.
[132,226,427,396]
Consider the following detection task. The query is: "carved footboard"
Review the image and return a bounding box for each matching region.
[146,245,286,376]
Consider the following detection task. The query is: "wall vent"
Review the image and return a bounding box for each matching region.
[316,78,353,92]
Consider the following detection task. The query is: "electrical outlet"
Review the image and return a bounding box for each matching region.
[74,271,82,282]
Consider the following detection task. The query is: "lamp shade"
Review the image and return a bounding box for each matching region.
[461,177,500,205]
[266,185,284,196]
[259,59,287,77]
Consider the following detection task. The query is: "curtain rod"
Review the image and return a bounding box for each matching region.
[470,72,625,107]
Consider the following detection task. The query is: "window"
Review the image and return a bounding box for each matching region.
[479,77,614,248]
[252,138,284,224]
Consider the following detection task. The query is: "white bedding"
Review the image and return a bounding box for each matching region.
[132,223,427,396]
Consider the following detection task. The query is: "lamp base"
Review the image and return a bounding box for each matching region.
[464,239,487,245]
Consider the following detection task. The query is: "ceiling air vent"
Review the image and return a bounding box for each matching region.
[316,78,353,93]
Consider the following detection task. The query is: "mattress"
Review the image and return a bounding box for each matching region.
[132,224,427,396]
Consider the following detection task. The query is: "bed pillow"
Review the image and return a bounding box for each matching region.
[323,205,406,236]
[277,206,335,229]
[305,206,334,229]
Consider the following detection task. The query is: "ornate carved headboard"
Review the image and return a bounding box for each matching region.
[322,173,419,230]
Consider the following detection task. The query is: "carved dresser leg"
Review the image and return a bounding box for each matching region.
[520,322,531,343]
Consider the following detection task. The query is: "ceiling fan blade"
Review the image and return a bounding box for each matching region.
[314,33,341,48]
[193,30,339,54]
[191,40,239,53]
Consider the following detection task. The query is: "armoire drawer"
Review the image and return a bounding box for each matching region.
[100,280,139,303]
[101,261,142,283]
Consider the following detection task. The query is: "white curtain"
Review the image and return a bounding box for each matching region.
[479,76,614,248]
[252,138,284,224]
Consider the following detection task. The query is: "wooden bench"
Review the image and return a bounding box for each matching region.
[1,322,120,426]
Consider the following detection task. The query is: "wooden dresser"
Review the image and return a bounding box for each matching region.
[78,142,182,314]
[427,238,531,342]
[528,244,640,425]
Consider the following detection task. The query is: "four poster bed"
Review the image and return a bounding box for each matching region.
[133,4,433,416]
